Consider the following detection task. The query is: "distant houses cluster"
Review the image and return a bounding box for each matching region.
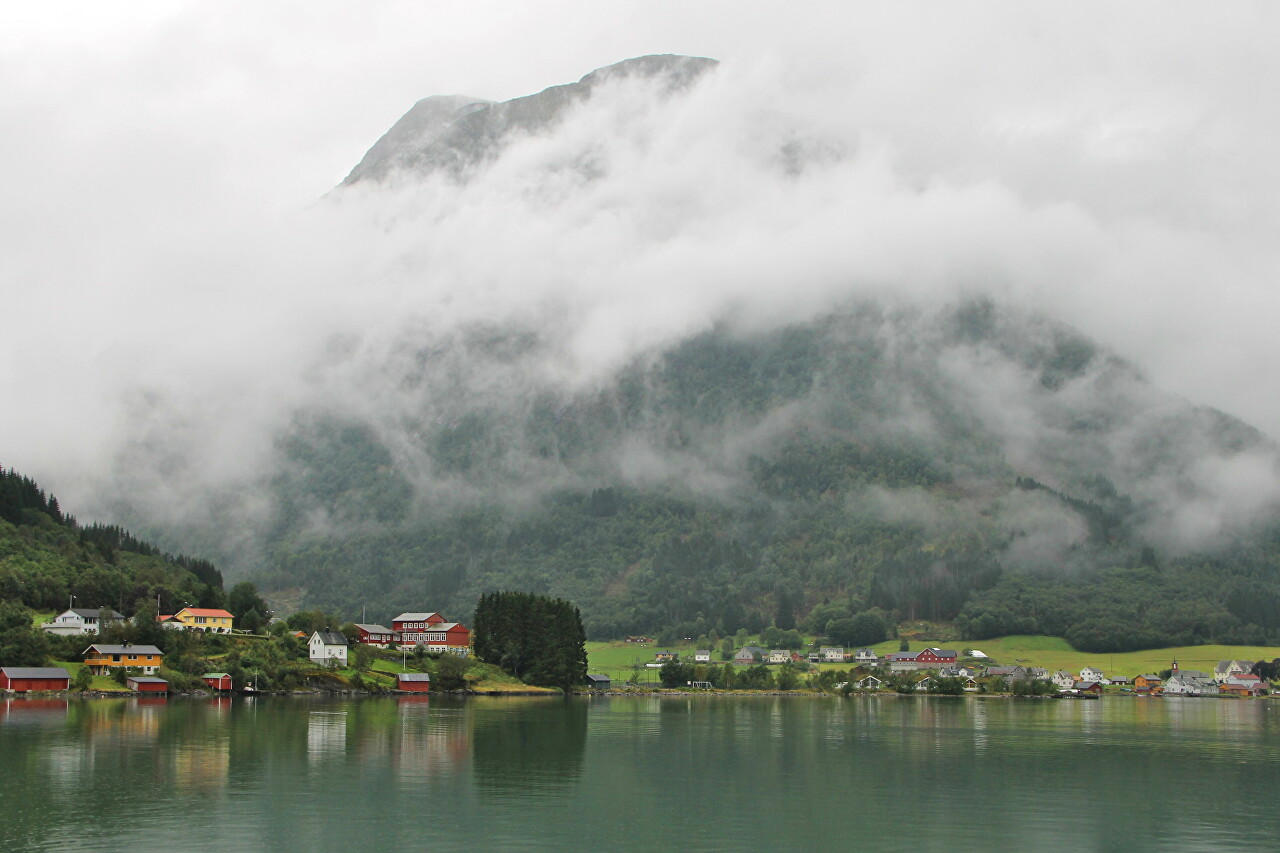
[650,646,1273,697]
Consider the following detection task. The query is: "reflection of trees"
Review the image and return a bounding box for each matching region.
[472,699,586,795]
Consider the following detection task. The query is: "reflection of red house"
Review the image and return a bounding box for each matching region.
[127,676,168,693]
[396,672,431,693]
[0,667,70,692]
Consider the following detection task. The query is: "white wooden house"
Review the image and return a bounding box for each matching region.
[309,631,349,665]
[1080,666,1106,683]
[41,608,124,636]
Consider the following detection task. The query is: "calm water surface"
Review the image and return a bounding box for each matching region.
[2,694,1279,852]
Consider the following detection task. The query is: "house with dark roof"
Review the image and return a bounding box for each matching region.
[853,648,878,665]
[584,673,611,690]
[1220,675,1266,696]
[1215,660,1255,683]
[309,631,349,665]
[1133,674,1164,694]
[82,644,164,675]
[41,608,125,636]
[0,667,70,692]
[355,624,400,647]
[734,646,765,666]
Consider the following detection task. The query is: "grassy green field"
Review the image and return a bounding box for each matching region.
[586,635,1280,684]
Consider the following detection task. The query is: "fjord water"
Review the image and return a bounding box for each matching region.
[3,695,1279,852]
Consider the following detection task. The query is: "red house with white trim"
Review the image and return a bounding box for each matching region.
[391,612,446,647]
[0,667,70,692]
[355,624,401,647]
[914,648,958,668]
[202,673,232,691]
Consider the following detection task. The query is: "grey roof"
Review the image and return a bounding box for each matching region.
[738,646,765,655]
[396,672,431,682]
[585,673,611,683]
[83,644,163,656]
[926,648,958,657]
[312,632,348,646]
[1,667,70,679]
[126,676,168,683]
[392,612,439,623]
[695,650,710,655]
[355,624,397,634]
[69,608,124,619]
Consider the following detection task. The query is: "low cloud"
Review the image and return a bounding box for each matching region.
[3,4,1279,563]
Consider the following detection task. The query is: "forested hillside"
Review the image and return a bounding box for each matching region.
[194,300,1280,652]
[0,466,225,615]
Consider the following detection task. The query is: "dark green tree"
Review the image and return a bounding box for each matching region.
[0,601,49,667]
[228,581,268,622]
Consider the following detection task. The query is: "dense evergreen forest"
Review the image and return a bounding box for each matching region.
[0,466,225,616]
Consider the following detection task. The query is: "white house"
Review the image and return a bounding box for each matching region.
[769,649,790,664]
[41,608,124,636]
[1052,671,1076,690]
[309,631,349,665]
[821,646,846,663]
[1165,673,1215,696]
[1215,660,1255,683]
[694,650,711,663]
[1080,666,1107,684]
[853,648,878,665]
[856,675,882,690]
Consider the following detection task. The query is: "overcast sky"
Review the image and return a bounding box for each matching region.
[3,2,1279,508]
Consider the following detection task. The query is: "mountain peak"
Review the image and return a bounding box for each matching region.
[341,54,718,186]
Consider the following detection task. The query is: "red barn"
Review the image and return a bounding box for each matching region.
[915,648,958,668]
[126,676,169,694]
[202,672,233,691]
[0,667,70,692]
[396,672,431,693]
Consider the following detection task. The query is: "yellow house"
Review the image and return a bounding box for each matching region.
[170,607,234,634]
[82,644,165,675]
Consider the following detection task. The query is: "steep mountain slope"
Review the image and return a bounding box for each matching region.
[105,56,1280,649]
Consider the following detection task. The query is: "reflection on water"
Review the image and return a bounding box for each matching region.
[472,698,587,797]
[2,695,1280,851]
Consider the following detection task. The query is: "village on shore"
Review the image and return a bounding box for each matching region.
[0,606,472,696]
[587,638,1273,698]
